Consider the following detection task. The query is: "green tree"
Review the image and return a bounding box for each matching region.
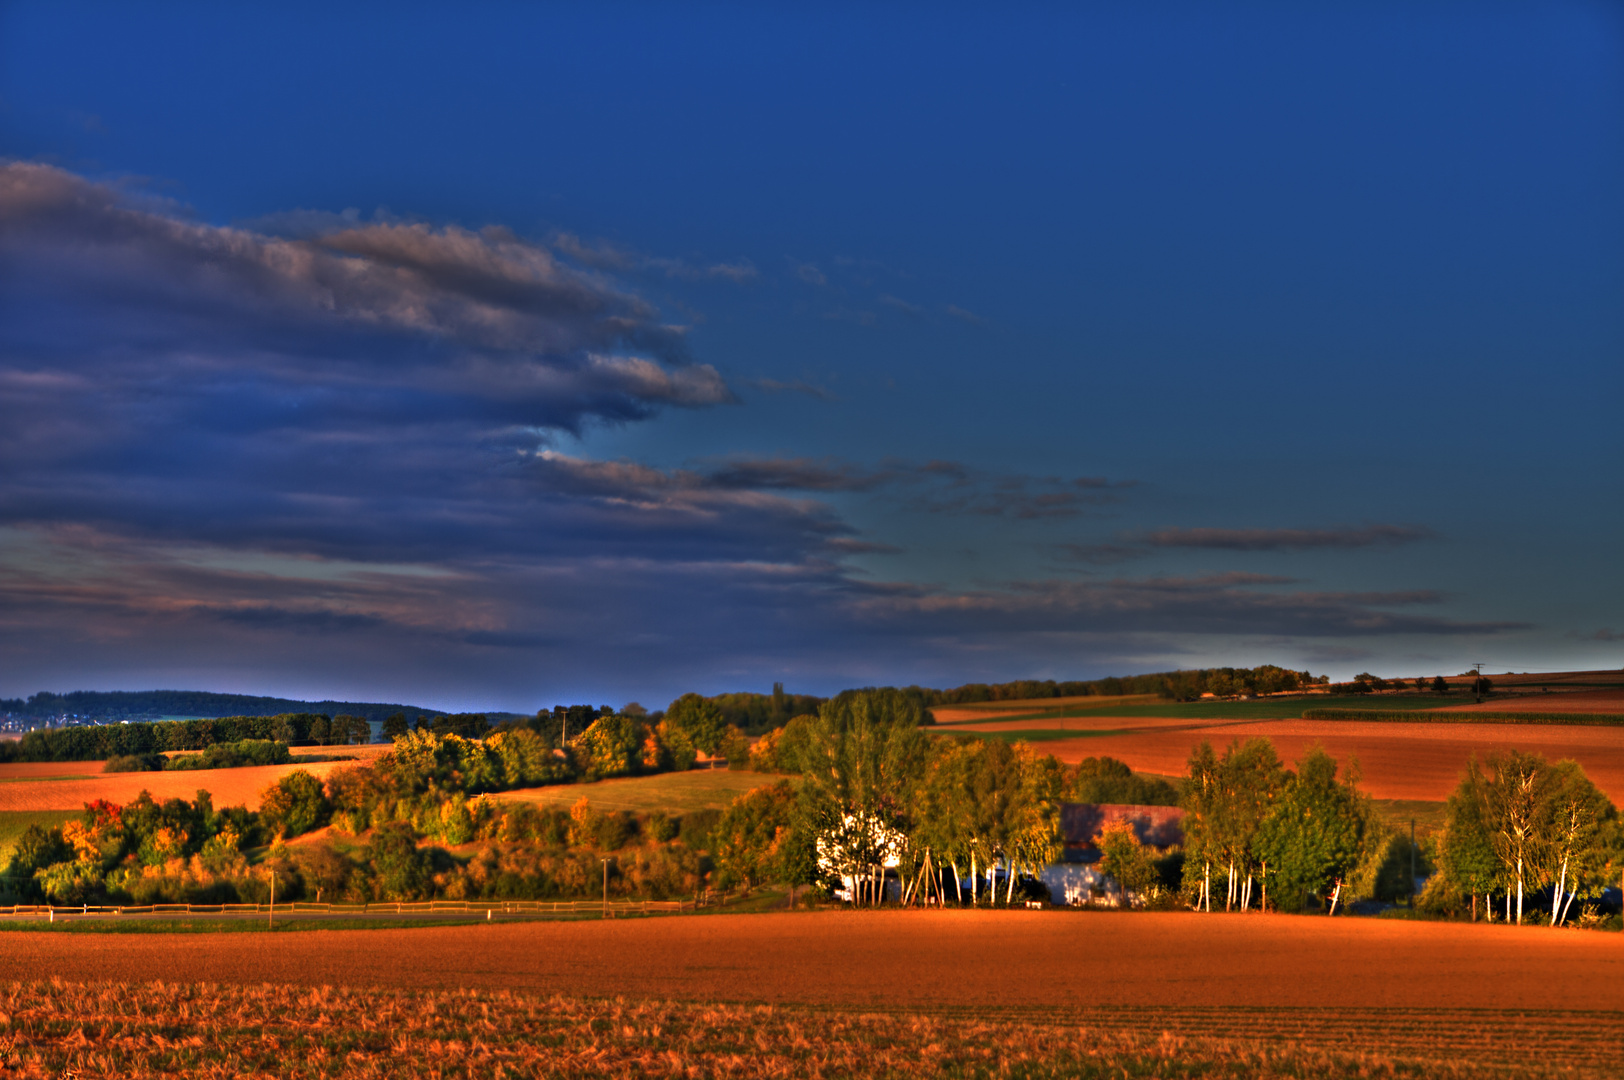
[570,715,643,780]
[367,821,429,900]
[1433,760,1500,920]
[797,688,929,905]
[382,713,410,740]
[664,694,728,757]
[1255,746,1372,914]
[1542,760,1615,925]
[711,780,799,890]
[259,770,330,839]
[1097,818,1157,905]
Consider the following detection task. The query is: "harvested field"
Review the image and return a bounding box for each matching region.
[931,693,1159,722]
[1438,688,1624,714]
[4,912,1621,1077]
[4,980,1620,1079]
[0,744,393,812]
[3,909,1619,1012]
[0,760,360,812]
[498,768,779,815]
[996,719,1624,803]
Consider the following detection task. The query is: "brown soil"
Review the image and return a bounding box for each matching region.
[1,910,1619,1014]
[931,694,1158,722]
[1437,689,1624,713]
[1026,720,1624,803]
[0,760,364,812]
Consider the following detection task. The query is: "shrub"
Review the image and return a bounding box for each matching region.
[105,753,166,773]
[259,770,330,838]
[679,808,723,849]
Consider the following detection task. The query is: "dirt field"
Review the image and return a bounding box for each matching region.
[1437,688,1624,714]
[498,768,777,814]
[931,694,1159,723]
[0,751,386,812]
[4,912,1621,1077]
[1,910,1618,1013]
[955,718,1624,802]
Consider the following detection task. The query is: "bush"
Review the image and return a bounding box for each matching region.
[259,769,330,838]
[678,808,723,849]
[105,753,166,773]
[166,739,291,771]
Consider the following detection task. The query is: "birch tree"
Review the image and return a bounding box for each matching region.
[1254,745,1371,914]
[1480,750,1554,925]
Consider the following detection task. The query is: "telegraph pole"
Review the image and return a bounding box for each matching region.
[601,857,612,918]
[1473,662,1485,703]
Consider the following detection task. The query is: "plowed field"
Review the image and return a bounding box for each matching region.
[0,758,371,812]
[1438,689,1624,714]
[4,912,1621,1077]
[3,910,1619,1012]
[950,718,1624,802]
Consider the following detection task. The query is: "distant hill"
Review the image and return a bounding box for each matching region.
[0,689,454,724]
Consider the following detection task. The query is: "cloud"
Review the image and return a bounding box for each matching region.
[796,262,827,286]
[1582,628,1623,642]
[848,573,1529,639]
[1059,523,1435,564]
[746,377,838,401]
[878,294,922,317]
[945,304,986,325]
[0,164,1535,707]
[549,231,757,283]
[1143,525,1435,551]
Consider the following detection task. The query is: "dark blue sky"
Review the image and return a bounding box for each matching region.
[2,2,1620,710]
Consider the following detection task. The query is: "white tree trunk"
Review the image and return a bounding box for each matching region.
[1550,857,1569,927]
[951,859,963,903]
[1516,856,1524,924]
[1204,862,1211,912]
[971,852,978,903]
[1559,888,1578,926]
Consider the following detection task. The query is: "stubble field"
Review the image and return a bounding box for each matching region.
[0,744,392,812]
[946,717,1624,802]
[1,911,1621,1077]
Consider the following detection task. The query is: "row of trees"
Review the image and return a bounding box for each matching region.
[3,712,377,762]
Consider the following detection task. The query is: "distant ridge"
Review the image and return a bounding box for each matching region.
[0,689,457,723]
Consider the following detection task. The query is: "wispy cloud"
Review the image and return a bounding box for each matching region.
[1143,525,1435,551]
[1059,523,1435,564]
[549,231,757,283]
[744,377,838,401]
[945,304,986,325]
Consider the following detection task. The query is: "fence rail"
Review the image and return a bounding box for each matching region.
[0,890,750,920]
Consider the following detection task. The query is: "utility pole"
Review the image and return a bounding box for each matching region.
[268,871,276,930]
[601,857,612,918]
[1473,662,1485,703]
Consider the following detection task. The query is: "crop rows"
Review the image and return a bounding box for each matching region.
[0,980,1617,1079]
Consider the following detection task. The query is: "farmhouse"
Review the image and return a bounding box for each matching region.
[1039,803,1185,906]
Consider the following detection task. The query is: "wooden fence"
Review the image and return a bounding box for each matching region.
[0,890,749,920]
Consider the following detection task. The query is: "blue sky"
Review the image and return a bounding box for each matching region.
[2,2,1620,710]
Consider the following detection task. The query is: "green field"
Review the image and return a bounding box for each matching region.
[0,810,78,862]
[497,768,782,814]
[934,694,1455,725]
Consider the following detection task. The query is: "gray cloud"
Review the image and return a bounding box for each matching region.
[549,231,757,283]
[1143,525,1435,551]
[745,377,838,401]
